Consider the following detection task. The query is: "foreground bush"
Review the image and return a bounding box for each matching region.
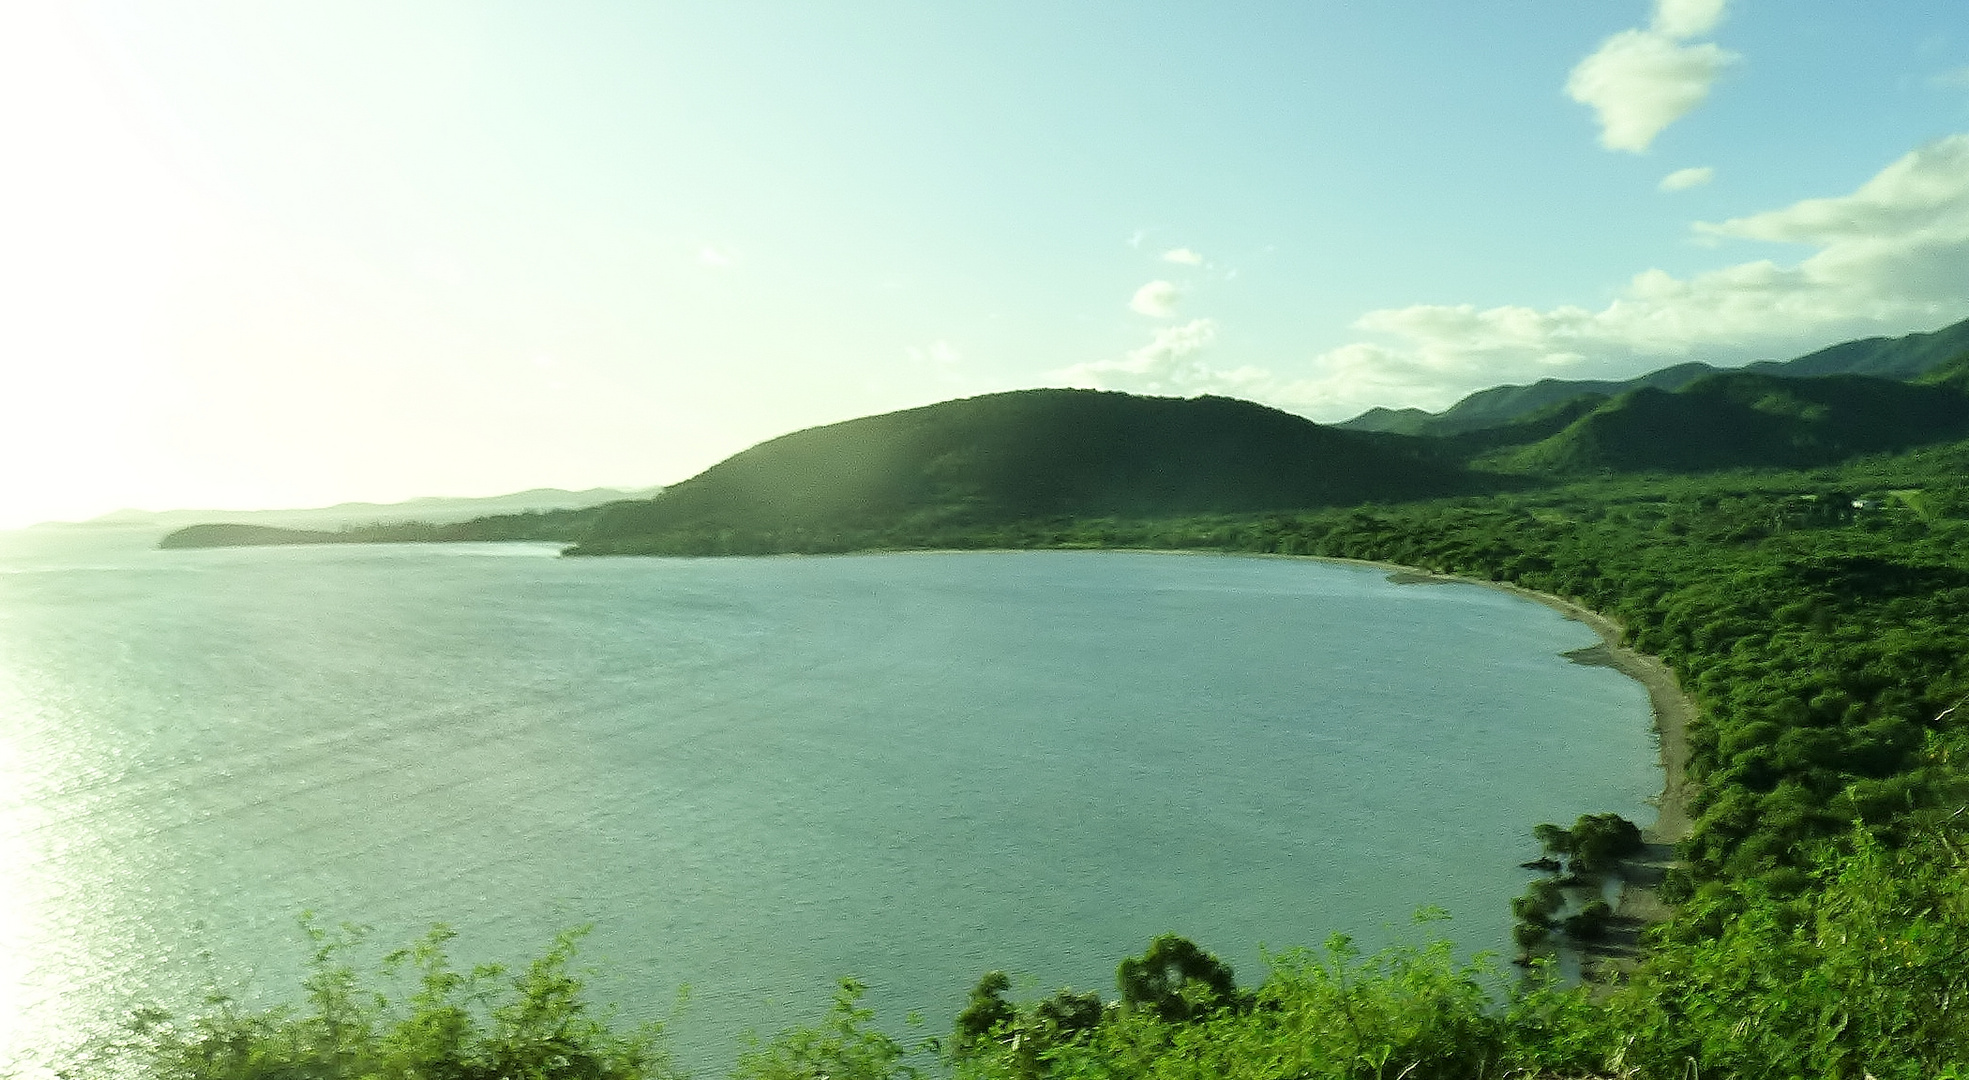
[68,918,672,1080]
[57,835,1969,1080]
[1605,827,1969,1080]
[949,929,1609,1080]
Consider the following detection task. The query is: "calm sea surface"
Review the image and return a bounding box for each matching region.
[0,529,1657,1074]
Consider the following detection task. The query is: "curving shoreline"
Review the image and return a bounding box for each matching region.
[1308,556,1694,847]
[1295,554,1698,965]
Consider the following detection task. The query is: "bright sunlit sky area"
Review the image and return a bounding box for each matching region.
[3,1,1968,526]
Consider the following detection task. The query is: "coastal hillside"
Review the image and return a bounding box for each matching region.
[156,323,1969,555]
[570,389,1481,553]
[1339,315,1969,436]
[1482,369,1969,474]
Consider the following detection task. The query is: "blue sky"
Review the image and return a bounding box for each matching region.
[3,1,1967,524]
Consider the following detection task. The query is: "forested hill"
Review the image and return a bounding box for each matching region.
[569,389,1482,554]
[1480,368,1969,475]
[1339,314,1969,436]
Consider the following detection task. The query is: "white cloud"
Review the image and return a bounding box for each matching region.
[1130,279,1181,317]
[1053,319,1269,398]
[1568,30,1736,152]
[1154,135,1969,422]
[1651,0,1727,39]
[698,245,737,268]
[1161,247,1204,265]
[1567,1,1735,154]
[1659,165,1715,191]
[1696,135,1969,246]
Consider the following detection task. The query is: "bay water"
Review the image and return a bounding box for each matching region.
[0,530,1658,1074]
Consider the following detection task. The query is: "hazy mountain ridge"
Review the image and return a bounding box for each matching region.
[71,486,658,531]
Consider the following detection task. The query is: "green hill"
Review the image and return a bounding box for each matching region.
[1485,370,1969,475]
[1339,315,1969,437]
[572,389,1482,553]
[1743,315,1969,379]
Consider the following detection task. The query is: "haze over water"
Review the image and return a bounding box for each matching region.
[0,531,1657,1074]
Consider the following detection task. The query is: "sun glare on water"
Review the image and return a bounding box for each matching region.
[0,684,55,1075]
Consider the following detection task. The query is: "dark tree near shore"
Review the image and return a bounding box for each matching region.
[1532,814,1644,876]
[1512,879,1565,926]
[1564,899,1615,940]
[1533,822,1575,857]
[1512,920,1550,953]
[1568,814,1645,875]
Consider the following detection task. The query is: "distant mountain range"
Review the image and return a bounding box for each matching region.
[1477,364,1969,475]
[158,316,1969,553]
[69,486,659,532]
[1339,316,1969,437]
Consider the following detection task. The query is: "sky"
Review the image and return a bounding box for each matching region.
[2,0,1967,526]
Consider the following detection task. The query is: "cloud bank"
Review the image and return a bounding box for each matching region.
[1276,135,1969,417]
[1161,247,1204,265]
[1055,136,1969,422]
[1567,0,1736,152]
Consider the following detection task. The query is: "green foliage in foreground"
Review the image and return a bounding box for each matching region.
[76,824,1969,1079]
[69,919,669,1080]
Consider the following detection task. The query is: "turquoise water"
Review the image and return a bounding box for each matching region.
[0,530,1657,1074]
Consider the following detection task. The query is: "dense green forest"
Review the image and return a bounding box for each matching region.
[124,323,1969,1078]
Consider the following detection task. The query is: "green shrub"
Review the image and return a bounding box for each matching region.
[91,918,671,1080]
[1115,933,1239,1022]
